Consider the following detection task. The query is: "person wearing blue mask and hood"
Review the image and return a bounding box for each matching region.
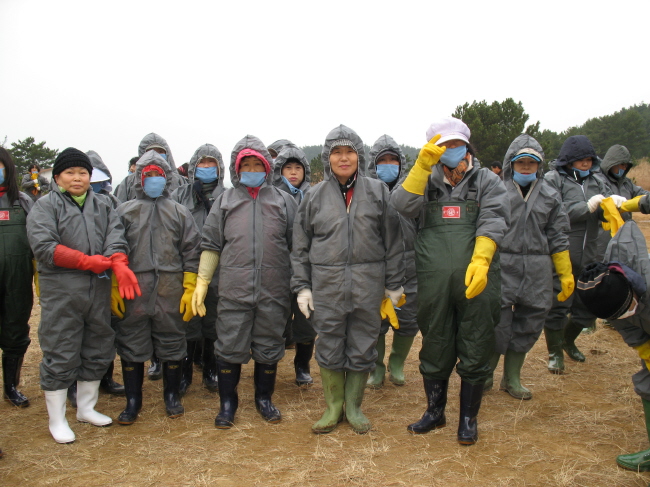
[171,144,226,395]
[485,135,572,401]
[192,136,297,429]
[543,135,614,374]
[272,145,316,386]
[113,151,201,424]
[365,135,418,390]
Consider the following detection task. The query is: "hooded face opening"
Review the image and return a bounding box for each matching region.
[55,167,90,196]
[239,156,267,173]
[569,157,593,172]
[513,157,539,175]
[329,146,358,184]
[281,160,305,187]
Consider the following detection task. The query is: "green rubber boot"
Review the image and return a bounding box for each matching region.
[500,349,532,400]
[544,327,565,374]
[345,371,371,434]
[388,335,415,386]
[563,319,586,362]
[367,334,386,389]
[484,352,501,392]
[312,368,345,434]
[617,398,650,471]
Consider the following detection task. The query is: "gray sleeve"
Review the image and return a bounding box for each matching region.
[630,183,650,199]
[179,206,201,273]
[546,194,570,255]
[390,184,426,219]
[26,199,61,266]
[476,171,510,245]
[102,204,130,257]
[18,192,34,213]
[39,176,50,192]
[290,191,313,293]
[281,191,298,251]
[612,319,650,348]
[201,193,226,253]
[114,180,128,203]
[21,174,35,190]
[381,185,405,291]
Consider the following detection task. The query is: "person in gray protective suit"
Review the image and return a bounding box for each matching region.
[27,148,139,444]
[365,135,419,389]
[113,151,201,424]
[486,135,572,400]
[192,135,297,429]
[114,132,188,203]
[171,143,226,394]
[272,145,317,386]
[543,135,614,373]
[292,125,404,435]
[267,139,296,159]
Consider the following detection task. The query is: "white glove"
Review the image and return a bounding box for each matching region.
[297,288,314,319]
[587,194,605,213]
[610,195,627,208]
[385,287,404,306]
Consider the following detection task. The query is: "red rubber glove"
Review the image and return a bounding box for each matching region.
[110,253,141,300]
[53,245,112,273]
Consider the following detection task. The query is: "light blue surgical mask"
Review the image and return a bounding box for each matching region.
[574,168,591,178]
[159,153,168,161]
[0,168,4,186]
[440,146,468,168]
[376,164,399,183]
[281,176,304,201]
[91,182,104,193]
[513,171,537,187]
[613,168,625,179]
[239,171,266,188]
[143,176,166,198]
[195,166,218,183]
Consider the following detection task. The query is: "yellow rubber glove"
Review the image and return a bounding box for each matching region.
[551,250,574,302]
[465,236,497,299]
[180,272,198,322]
[32,259,40,298]
[380,294,407,330]
[600,197,625,237]
[111,274,126,319]
[401,134,446,195]
[634,340,650,370]
[620,195,645,213]
[192,250,220,317]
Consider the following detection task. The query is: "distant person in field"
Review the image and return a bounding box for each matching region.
[21,163,50,201]
[486,135,572,401]
[490,161,503,180]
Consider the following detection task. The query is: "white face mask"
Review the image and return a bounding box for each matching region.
[617,298,638,320]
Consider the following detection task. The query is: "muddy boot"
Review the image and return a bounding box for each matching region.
[500,349,532,400]
[457,381,483,445]
[2,355,29,407]
[407,378,448,434]
[99,361,125,396]
[202,338,219,392]
[44,389,75,444]
[367,334,386,389]
[193,340,204,369]
[67,382,77,408]
[344,371,371,434]
[294,341,314,387]
[214,362,241,429]
[312,368,345,434]
[254,362,281,423]
[617,398,650,471]
[388,335,415,386]
[179,341,198,396]
[545,327,565,374]
[148,353,162,381]
[117,362,144,425]
[76,381,112,426]
[563,320,587,362]
[484,352,501,392]
[162,361,184,418]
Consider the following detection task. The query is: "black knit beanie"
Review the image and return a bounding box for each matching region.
[577,262,634,319]
[53,148,94,177]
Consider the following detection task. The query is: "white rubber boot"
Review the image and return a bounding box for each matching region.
[76,380,112,426]
[44,389,75,444]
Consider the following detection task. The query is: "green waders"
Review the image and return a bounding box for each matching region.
[617,398,650,472]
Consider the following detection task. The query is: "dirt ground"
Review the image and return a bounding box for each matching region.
[3,214,650,486]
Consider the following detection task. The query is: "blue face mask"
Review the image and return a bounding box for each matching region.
[195,166,218,183]
[143,176,166,198]
[513,171,537,187]
[91,182,104,193]
[440,146,468,168]
[0,168,4,186]
[613,168,625,179]
[376,164,400,183]
[239,171,266,188]
[574,168,591,178]
[159,153,168,161]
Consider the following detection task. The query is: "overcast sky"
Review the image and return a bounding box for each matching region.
[1,0,648,187]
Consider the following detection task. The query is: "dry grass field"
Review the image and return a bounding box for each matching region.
[3,180,650,486]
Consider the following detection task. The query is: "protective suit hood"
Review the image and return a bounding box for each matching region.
[367,134,406,184]
[556,135,600,170]
[321,125,367,181]
[85,150,113,183]
[268,139,296,156]
[229,135,274,188]
[502,134,545,182]
[272,145,311,190]
[188,143,225,188]
[601,144,633,179]
[138,133,177,170]
[134,150,173,199]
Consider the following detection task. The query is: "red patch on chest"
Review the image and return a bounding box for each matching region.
[442,206,461,218]
[0,211,9,221]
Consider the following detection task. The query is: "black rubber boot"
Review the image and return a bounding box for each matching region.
[294,341,314,387]
[99,361,125,395]
[117,361,144,425]
[407,378,448,434]
[214,361,241,429]
[254,362,281,423]
[148,353,162,381]
[563,319,587,362]
[193,340,204,369]
[2,355,29,407]
[202,338,219,392]
[545,327,565,374]
[457,381,483,445]
[162,361,184,418]
[179,341,198,396]
[67,382,77,408]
